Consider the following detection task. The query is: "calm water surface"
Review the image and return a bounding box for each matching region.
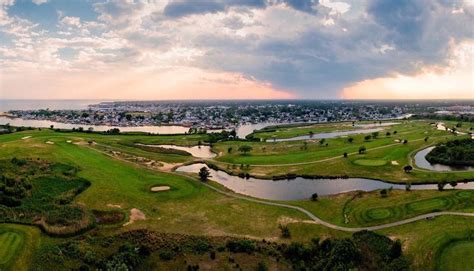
[269,127,386,142]
[138,144,216,158]
[176,163,474,200]
[414,146,474,172]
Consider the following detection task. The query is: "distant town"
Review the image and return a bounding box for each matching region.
[5,100,473,130]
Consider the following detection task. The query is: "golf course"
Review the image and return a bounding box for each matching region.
[0,119,472,270]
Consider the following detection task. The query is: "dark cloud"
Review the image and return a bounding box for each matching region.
[190,0,473,97]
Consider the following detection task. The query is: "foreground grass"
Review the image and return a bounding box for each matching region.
[438,240,474,271]
[0,224,41,271]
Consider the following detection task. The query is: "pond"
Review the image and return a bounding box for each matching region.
[137,144,216,158]
[268,127,386,142]
[414,146,474,172]
[176,163,474,201]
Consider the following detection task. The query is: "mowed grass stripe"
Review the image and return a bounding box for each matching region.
[0,232,23,265]
[351,192,473,226]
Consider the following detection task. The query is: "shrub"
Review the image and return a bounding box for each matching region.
[226,239,256,253]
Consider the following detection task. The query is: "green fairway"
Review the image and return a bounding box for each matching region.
[438,240,474,271]
[353,159,387,166]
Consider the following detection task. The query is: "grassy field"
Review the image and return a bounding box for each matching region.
[285,189,473,227]
[0,119,472,270]
[438,240,474,271]
[211,120,473,183]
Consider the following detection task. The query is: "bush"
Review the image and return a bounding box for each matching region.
[226,239,256,253]
[159,248,175,260]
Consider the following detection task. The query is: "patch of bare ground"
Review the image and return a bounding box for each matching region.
[123,208,146,226]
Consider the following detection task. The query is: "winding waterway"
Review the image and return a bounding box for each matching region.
[414,146,474,172]
[176,163,474,200]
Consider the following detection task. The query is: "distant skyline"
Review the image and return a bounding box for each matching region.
[0,0,473,100]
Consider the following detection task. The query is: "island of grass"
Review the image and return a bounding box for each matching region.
[426,139,474,167]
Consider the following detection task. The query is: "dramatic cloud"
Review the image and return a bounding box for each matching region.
[0,0,472,99]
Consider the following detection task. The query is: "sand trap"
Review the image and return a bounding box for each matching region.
[150,186,171,192]
[22,136,31,140]
[107,204,122,209]
[391,161,399,165]
[394,139,400,143]
[123,208,146,226]
[45,141,54,145]
[66,140,72,143]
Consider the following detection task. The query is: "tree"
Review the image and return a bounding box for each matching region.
[227,147,233,153]
[372,132,379,139]
[386,132,391,137]
[403,165,413,173]
[238,145,253,154]
[343,152,348,158]
[230,129,237,138]
[405,182,411,191]
[348,137,354,143]
[319,138,326,146]
[403,139,408,144]
[364,135,372,141]
[198,167,210,182]
[279,224,291,238]
[449,181,458,188]
[393,131,398,135]
[358,146,366,154]
[437,182,446,191]
[50,125,54,129]
[311,193,318,201]
[380,189,388,198]
[424,137,429,142]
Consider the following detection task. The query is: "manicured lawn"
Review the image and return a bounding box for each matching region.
[353,159,387,166]
[438,240,474,271]
[0,224,41,271]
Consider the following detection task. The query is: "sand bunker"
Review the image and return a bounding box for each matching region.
[66,140,72,143]
[45,141,54,145]
[394,139,400,143]
[150,186,171,192]
[123,208,146,226]
[22,136,31,140]
[107,204,122,209]
[391,161,399,165]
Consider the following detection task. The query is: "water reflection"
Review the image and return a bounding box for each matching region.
[414,146,474,172]
[137,144,216,158]
[269,128,386,142]
[176,163,474,201]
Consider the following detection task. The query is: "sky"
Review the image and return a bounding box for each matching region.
[0,0,473,100]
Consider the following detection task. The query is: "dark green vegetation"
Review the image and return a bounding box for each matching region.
[0,119,472,270]
[0,158,91,236]
[33,229,407,271]
[426,139,474,166]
